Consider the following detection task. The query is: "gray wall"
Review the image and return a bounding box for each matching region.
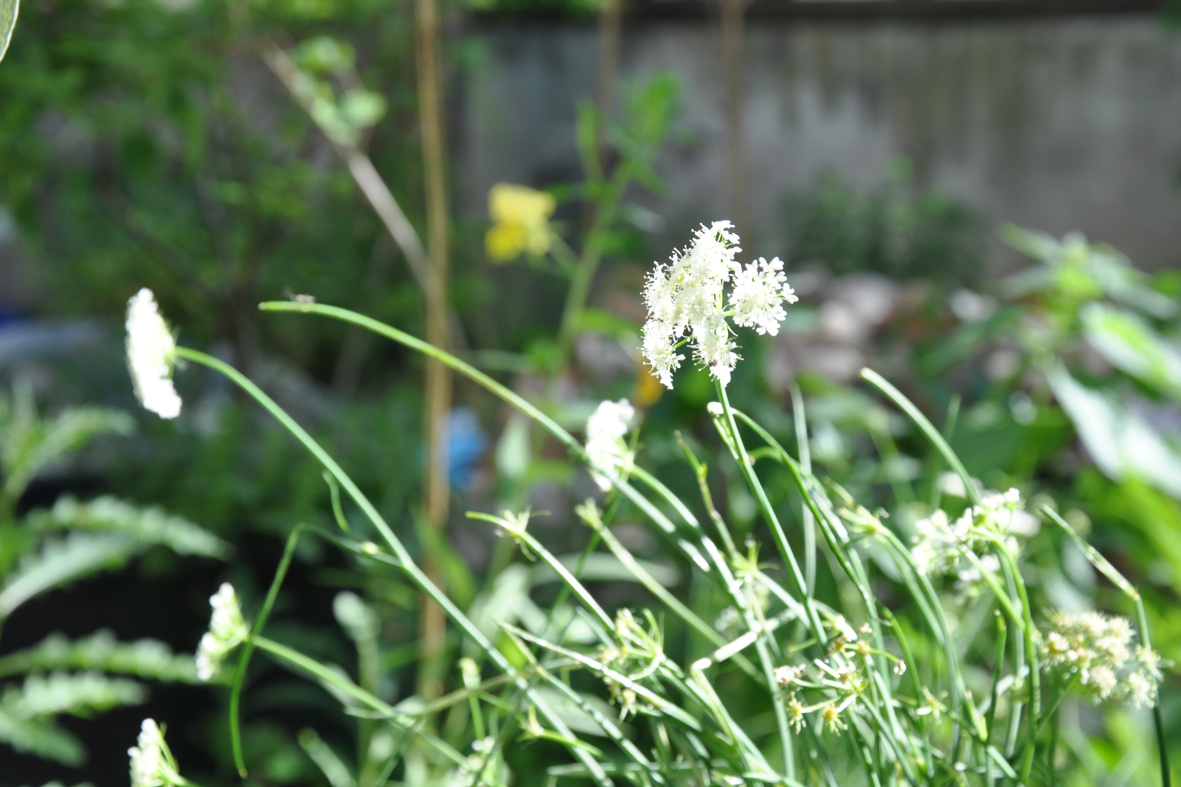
[461,18,1181,271]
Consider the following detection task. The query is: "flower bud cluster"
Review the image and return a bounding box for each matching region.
[129,719,184,787]
[597,609,665,720]
[910,488,1025,577]
[641,221,797,389]
[195,583,248,682]
[775,616,906,736]
[1039,609,1163,708]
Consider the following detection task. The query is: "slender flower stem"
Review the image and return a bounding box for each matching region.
[260,300,709,573]
[173,346,613,786]
[860,368,981,508]
[715,383,825,641]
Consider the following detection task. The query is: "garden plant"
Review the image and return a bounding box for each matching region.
[111,221,1169,787]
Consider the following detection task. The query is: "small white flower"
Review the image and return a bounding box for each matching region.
[774,664,805,687]
[1127,669,1156,709]
[585,399,636,492]
[125,288,182,419]
[730,256,797,336]
[640,320,683,389]
[128,719,181,787]
[195,582,247,682]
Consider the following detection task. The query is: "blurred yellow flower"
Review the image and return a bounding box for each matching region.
[485,183,556,262]
[632,364,664,407]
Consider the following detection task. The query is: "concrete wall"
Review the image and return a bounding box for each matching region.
[460,18,1181,272]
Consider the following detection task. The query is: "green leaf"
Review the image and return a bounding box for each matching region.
[297,728,355,787]
[0,0,17,63]
[293,36,355,75]
[0,534,136,618]
[1080,303,1181,397]
[25,495,228,558]
[1,672,147,718]
[1049,366,1181,498]
[339,88,386,130]
[0,707,84,766]
[0,630,198,682]
[0,386,134,504]
[332,592,378,644]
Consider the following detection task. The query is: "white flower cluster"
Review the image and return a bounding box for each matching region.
[641,221,797,389]
[911,488,1025,577]
[1040,609,1162,708]
[195,583,248,682]
[129,719,183,787]
[585,399,636,492]
[126,288,182,419]
[774,616,906,737]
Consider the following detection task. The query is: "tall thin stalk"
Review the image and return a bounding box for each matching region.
[415,0,452,703]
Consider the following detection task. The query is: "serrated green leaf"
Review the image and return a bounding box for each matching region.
[0,707,84,766]
[0,386,134,503]
[0,534,136,617]
[1,672,147,718]
[0,0,17,63]
[26,495,228,558]
[0,630,198,682]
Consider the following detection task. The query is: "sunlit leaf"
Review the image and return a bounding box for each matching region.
[0,630,198,682]
[0,0,17,63]
[25,495,228,558]
[1049,366,1181,498]
[1080,303,1181,398]
[339,88,386,130]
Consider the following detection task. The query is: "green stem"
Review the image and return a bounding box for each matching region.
[860,368,981,508]
[789,385,817,598]
[714,383,824,642]
[175,346,612,786]
[253,635,468,768]
[258,300,709,573]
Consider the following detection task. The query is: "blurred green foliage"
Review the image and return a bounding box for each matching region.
[0,0,425,377]
[0,384,224,770]
[782,160,987,285]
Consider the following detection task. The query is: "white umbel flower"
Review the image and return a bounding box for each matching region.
[730,256,798,336]
[195,582,248,682]
[125,288,181,419]
[585,399,636,492]
[640,222,797,389]
[129,719,183,787]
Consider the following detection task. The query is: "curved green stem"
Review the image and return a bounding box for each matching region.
[174,346,612,786]
[258,300,708,573]
[860,368,981,508]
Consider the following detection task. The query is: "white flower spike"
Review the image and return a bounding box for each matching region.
[640,222,797,389]
[195,582,248,682]
[129,719,184,787]
[125,288,182,419]
[585,399,636,492]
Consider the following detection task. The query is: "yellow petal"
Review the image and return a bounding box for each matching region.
[489,182,556,226]
[486,222,527,262]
